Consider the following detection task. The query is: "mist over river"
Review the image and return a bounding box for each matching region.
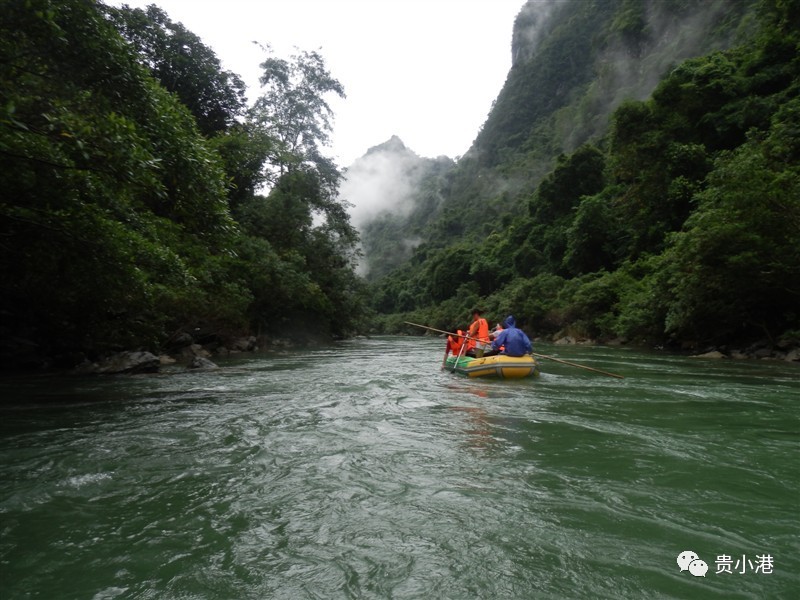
[1,337,798,599]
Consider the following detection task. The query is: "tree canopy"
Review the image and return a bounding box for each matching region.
[107,3,247,136]
[0,0,365,367]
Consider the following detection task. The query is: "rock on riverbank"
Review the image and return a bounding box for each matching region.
[74,351,161,375]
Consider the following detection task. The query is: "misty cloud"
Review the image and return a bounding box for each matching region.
[606,0,739,102]
[338,136,455,278]
[512,0,561,67]
[549,0,747,150]
[338,135,427,230]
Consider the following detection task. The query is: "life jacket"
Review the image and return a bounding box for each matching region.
[447,332,462,355]
[469,318,489,345]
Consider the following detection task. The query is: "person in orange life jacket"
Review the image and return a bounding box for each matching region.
[467,309,490,358]
[464,329,476,353]
[447,329,467,356]
[491,315,532,357]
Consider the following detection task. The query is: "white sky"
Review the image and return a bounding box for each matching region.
[109,0,526,167]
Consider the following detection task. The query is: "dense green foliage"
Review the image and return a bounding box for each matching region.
[106,4,247,136]
[366,0,799,349]
[0,0,364,366]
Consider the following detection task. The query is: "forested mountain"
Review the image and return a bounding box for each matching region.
[0,0,366,368]
[340,136,454,279]
[364,0,800,350]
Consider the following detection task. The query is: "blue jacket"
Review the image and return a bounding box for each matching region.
[491,316,532,357]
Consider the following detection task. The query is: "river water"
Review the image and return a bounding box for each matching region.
[1,337,798,599]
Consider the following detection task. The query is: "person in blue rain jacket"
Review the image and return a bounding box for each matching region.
[490,315,532,357]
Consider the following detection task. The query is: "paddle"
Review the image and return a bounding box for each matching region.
[441,333,469,369]
[531,352,625,379]
[404,322,479,342]
[405,321,625,379]
[451,330,469,373]
[407,322,473,372]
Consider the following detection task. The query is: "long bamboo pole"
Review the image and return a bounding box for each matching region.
[530,352,625,379]
[404,322,478,341]
[404,321,625,379]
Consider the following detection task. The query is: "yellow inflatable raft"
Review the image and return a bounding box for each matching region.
[444,354,540,379]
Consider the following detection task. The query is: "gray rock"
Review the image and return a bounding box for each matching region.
[181,343,211,358]
[753,347,773,359]
[95,351,160,374]
[188,356,219,370]
[231,336,257,351]
[691,350,726,359]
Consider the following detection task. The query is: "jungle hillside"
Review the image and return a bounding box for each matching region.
[362,0,800,353]
[1,0,366,368]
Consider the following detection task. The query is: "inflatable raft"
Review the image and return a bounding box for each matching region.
[444,354,540,379]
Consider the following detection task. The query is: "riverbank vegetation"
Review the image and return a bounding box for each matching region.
[1,1,366,367]
[365,0,799,353]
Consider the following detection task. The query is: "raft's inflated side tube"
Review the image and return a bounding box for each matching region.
[444,355,540,379]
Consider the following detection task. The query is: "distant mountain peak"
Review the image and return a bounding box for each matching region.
[364,135,416,158]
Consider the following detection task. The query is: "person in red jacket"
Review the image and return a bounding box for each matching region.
[447,330,466,356]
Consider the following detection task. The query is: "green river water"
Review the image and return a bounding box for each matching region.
[1,337,798,599]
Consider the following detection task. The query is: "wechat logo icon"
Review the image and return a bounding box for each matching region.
[677,550,708,577]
